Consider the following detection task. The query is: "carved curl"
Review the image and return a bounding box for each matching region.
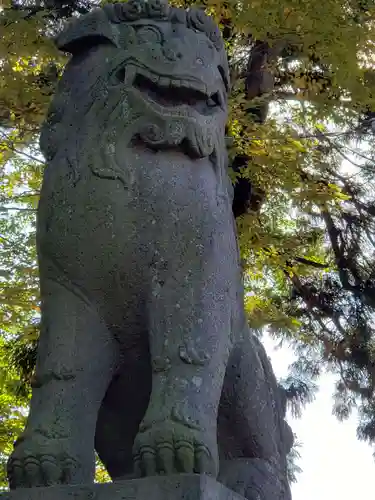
[56,1,225,60]
[186,7,223,51]
[100,1,223,51]
[103,0,170,23]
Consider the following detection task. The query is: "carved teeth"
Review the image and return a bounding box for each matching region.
[188,80,209,97]
[146,73,158,84]
[149,73,160,84]
[132,66,217,100]
[136,67,159,84]
[132,67,224,117]
[158,76,171,87]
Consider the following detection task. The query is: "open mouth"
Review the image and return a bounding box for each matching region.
[132,69,223,115]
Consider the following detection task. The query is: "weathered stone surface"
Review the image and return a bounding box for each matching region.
[6,1,293,499]
[0,475,245,500]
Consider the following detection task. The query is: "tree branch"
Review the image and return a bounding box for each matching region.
[0,207,36,212]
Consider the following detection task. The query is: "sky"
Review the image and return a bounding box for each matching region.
[263,334,375,500]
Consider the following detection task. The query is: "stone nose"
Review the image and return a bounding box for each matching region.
[161,38,183,62]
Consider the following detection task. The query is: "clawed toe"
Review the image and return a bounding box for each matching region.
[132,421,217,477]
[8,453,79,488]
[7,433,81,489]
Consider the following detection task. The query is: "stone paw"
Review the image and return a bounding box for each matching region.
[7,432,81,489]
[132,420,218,477]
[218,459,291,500]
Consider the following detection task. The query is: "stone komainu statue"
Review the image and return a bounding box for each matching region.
[7,2,293,499]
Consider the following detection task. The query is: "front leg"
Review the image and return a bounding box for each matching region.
[7,273,119,488]
[133,209,239,478]
[218,337,293,500]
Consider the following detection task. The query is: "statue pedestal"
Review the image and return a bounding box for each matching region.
[0,475,245,500]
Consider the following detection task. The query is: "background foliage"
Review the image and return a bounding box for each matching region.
[1,0,375,487]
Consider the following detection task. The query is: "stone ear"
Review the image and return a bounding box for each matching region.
[55,8,119,54]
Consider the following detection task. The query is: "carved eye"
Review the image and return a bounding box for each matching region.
[137,26,163,44]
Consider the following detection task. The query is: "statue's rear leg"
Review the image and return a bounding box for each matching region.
[7,274,119,488]
[218,337,293,500]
